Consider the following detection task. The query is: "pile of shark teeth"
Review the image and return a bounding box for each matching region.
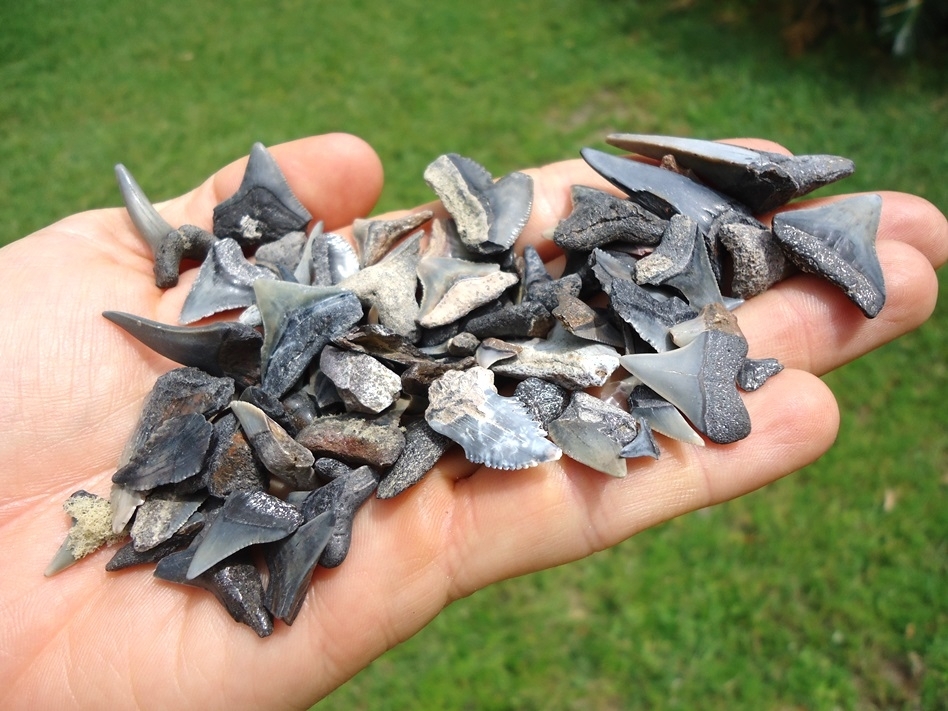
[46,134,885,637]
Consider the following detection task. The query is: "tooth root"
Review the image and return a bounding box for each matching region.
[264,511,335,624]
[772,194,885,318]
[186,491,303,580]
[552,184,666,252]
[45,491,124,576]
[376,420,453,500]
[114,164,175,254]
[619,418,661,460]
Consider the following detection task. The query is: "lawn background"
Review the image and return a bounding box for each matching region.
[1,1,945,708]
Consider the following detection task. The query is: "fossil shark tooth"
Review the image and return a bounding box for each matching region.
[490,324,622,390]
[230,401,317,489]
[352,210,433,268]
[109,484,146,535]
[580,148,763,244]
[113,413,214,491]
[417,256,520,329]
[737,357,784,391]
[299,465,380,567]
[106,512,204,571]
[552,293,625,347]
[186,490,303,579]
[552,184,666,252]
[475,337,522,368]
[376,419,453,499]
[425,366,562,470]
[609,277,699,352]
[512,377,571,427]
[296,413,406,469]
[130,489,207,552]
[103,311,262,388]
[212,142,312,247]
[771,194,885,318]
[619,304,750,444]
[634,214,723,308]
[464,300,555,340]
[627,384,705,446]
[179,238,275,324]
[254,229,308,276]
[606,133,855,214]
[718,222,792,298]
[547,392,639,477]
[260,290,364,398]
[619,417,661,460]
[424,153,533,255]
[115,164,175,255]
[325,232,361,284]
[45,491,125,576]
[318,345,402,415]
[589,248,637,295]
[263,510,335,624]
[339,231,423,340]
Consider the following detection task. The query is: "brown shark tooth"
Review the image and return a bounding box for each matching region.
[230,401,317,490]
[296,413,406,469]
[547,392,639,478]
[318,345,402,415]
[552,184,666,252]
[424,153,533,256]
[771,194,885,318]
[352,210,433,268]
[212,142,312,248]
[606,133,855,214]
[179,238,276,325]
[425,366,562,470]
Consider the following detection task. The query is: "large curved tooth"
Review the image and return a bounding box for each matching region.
[230,401,316,489]
[179,238,275,324]
[772,194,885,318]
[212,142,312,247]
[425,366,562,471]
[606,134,855,213]
[264,510,335,624]
[103,311,261,387]
[114,164,175,254]
[186,490,303,579]
[547,392,639,477]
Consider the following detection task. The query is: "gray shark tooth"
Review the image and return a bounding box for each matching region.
[552,293,625,347]
[109,484,146,535]
[254,229,308,276]
[253,278,346,372]
[737,357,784,392]
[300,465,379,567]
[425,217,477,260]
[606,133,855,214]
[282,389,319,433]
[212,142,312,247]
[376,419,453,499]
[512,377,571,428]
[45,491,124,576]
[552,185,666,252]
[417,256,520,329]
[292,221,323,285]
[263,510,335,624]
[261,290,364,398]
[521,245,552,293]
[230,401,316,489]
[296,413,406,469]
[634,214,723,308]
[114,163,176,256]
[113,413,214,491]
[325,232,361,284]
[619,417,661,460]
[239,385,297,436]
[339,231,423,340]
[718,222,791,299]
[130,489,207,552]
[589,248,637,295]
[353,210,433,268]
[475,337,522,368]
[106,512,204,571]
[464,300,555,340]
[580,148,762,242]
[179,238,275,325]
[425,366,562,470]
[547,392,639,478]
[186,490,303,579]
[155,547,273,638]
[491,324,622,390]
[619,306,750,444]
[424,153,533,256]
[627,384,705,446]
[319,345,402,415]
[102,311,262,388]
[203,413,269,498]
[771,194,885,318]
[313,457,357,482]
[610,277,699,352]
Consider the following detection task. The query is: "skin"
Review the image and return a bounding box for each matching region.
[0,133,944,710]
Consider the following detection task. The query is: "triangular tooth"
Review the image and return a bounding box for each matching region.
[551,293,625,347]
[772,194,885,318]
[619,417,661,460]
[352,210,433,268]
[112,413,214,492]
[264,510,335,624]
[179,238,275,324]
[110,483,146,534]
[737,357,784,392]
[416,257,518,329]
[103,311,261,387]
[376,420,453,499]
[45,491,123,576]
[212,142,312,247]
[547,392,638,477]
[130,489,206,552]
[299,465,379,568]
[114,164,175,254]
[186,490,303,579]
[230,400,316,489]
[628,385,705,446]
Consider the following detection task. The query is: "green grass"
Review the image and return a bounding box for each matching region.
[2,1,945,708]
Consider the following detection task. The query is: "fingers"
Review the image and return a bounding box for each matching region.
[160,133,385,233]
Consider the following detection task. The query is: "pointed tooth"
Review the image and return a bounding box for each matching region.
[619,418,661,459]
[179,238,275,324]
[376,420,453,499]
[110,483,145,534]
[264,510,335,624]
[230,401,316,489]
[352,210,433,268]
[112,414,214,491]
[772,194,885,318]
[547,392,639,477]
[130,489,206,552]
[417,257,518,329]
[45,491,123,576]
[186,491,303,579]
[325,232,360,284]
[299,465,379,567]
[114,164,175,254]
[628,385,705,446]
[609,277,698,352]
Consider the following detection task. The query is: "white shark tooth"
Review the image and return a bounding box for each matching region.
[425,366,561,470]
[772,194,885,318]
[179,238,275,324]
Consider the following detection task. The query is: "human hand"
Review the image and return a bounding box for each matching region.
[0,134,944,710]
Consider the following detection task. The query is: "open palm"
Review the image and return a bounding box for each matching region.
[0,133,944,710]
